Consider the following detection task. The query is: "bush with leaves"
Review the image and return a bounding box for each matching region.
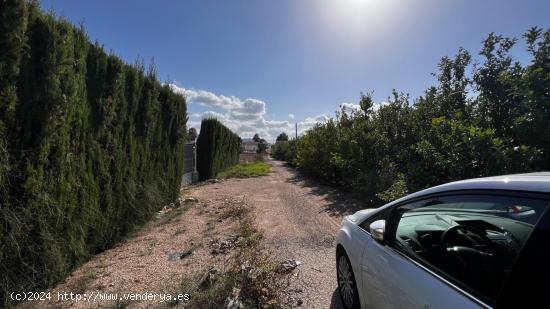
[272,28,549,207]
[271,140,297,165]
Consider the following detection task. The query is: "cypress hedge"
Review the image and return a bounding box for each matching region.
[0,2,187,306]
[196,118,241,180]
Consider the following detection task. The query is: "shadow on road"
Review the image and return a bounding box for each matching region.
[330,288,345,309]
[280,161,375,217]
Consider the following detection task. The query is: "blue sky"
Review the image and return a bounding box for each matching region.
[41,0,550,141]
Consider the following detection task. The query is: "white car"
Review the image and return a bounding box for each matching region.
[336,173,550,309]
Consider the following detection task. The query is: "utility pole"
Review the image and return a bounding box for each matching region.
[295,123,298,140]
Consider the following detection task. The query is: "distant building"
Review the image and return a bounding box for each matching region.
[242,140,258,153]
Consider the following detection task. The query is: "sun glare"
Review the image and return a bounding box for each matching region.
[312,0,408,44]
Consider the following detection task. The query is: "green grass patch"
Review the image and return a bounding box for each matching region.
[217,162,271,179]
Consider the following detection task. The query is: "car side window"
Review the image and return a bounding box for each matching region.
[359,208,390,232]
[389,194,548,305]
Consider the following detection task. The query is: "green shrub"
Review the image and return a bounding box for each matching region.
[196,118,241,180]
[0,3,187,306]
[376,173,408,203]
[270,140,297,165]
[275,28,549,207]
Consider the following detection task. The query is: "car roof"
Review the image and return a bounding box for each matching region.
[387,172,550,207]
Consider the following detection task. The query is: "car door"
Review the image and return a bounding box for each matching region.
[360,191,549,309]
[496,201,550,308]
[361,234,480,309]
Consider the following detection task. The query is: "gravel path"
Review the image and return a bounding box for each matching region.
[18,193,246,308]
[19,158,364,309]
[191,159,365,308]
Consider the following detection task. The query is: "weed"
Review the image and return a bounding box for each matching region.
[218,198,250,221]
[71,268,98,294]
[173,228,186,236]
[169,200,287,308]
[217,162,271,179]
[156,203,192,226]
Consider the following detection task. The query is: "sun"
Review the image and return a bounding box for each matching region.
[312,0,404,44]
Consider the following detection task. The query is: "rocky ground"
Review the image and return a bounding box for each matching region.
[191,160,366,308]
[19,159,365,308]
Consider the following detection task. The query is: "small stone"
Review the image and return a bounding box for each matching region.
[168,250,193,261]
[241,261,252,272]
[181,250,193,258]
[278,259,302,273]
[208,267,220,274]
[210,237,240,255]
[199,268,219,288]
[183,197,199,203]
[224,287,242,309]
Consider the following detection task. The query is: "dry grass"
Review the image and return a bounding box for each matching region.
[218,198,250,221]
[167,199,288,308]
[70,268,98,294]
[155,201,193,226]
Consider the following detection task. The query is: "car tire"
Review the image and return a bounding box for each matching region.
[337,249,361,309]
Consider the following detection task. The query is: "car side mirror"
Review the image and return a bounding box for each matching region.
[369,220,386,243]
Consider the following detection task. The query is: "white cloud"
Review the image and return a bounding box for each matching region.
[265,120,291,128]
[288,114,329,133]
[304,114,330,123]
[191,111,226,120]
[171,83,342,142]
[169,84,242,109]
[338,101,391,114]
[229,111,263,121]
[235,99,266,115]
[340,102,361,111]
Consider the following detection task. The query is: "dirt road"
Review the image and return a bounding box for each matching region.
[22,158,364,308]
[191,159,364,308]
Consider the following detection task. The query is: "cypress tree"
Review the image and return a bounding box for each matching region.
[196,118,241,180]
[0,5,188,306]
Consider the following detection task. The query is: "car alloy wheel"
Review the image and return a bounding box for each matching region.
[337,252,360,309]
